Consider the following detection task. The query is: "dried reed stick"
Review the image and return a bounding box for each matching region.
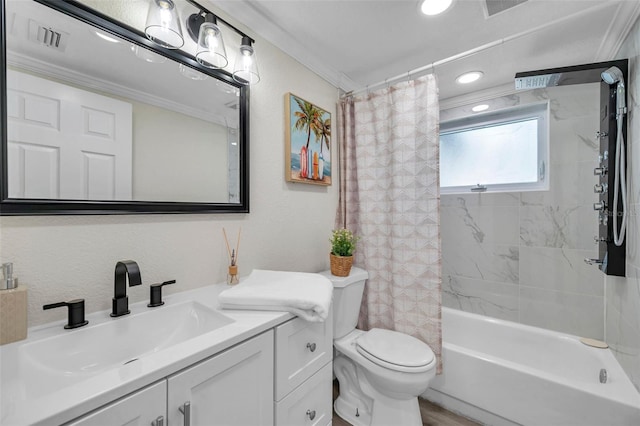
[235,228,242,264]
[222,228,233,262]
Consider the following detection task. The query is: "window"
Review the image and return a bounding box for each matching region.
[439,103,549,194]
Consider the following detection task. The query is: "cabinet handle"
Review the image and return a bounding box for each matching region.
[306,342,317,352]
[179,401,191,426]
[306,409,316,420]
[151,416,164,426]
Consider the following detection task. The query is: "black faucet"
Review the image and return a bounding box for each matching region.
[111,260,142,317]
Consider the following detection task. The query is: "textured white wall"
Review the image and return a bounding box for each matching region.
[0,11,339,327]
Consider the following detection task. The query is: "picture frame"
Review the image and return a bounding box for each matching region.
[285,93,332,185]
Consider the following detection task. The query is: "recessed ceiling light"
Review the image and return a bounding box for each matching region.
[94,30,120,43]
[456,71,484,84]
[472,104,489,112]
[419,0,453,16]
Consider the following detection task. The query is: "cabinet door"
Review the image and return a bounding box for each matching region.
[275,362,333,426]
[275,316,332,401]
[168,330,274,426]
[66,380,166,426]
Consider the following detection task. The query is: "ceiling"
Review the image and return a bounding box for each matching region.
[212,0,640,101]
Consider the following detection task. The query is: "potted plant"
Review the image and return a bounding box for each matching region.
[330,228,358,277]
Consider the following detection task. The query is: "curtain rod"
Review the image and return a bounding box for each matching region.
[342,0,617,98]
[343,39,504,98]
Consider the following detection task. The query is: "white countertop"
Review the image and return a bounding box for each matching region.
[0,282,293,425]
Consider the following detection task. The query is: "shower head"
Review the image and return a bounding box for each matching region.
[601,66,626,113]
[601,66,624,86]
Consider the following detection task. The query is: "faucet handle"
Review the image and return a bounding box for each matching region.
[43,299,89,329]
[148,280,176,307]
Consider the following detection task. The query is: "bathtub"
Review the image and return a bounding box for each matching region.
[423,307,640,426]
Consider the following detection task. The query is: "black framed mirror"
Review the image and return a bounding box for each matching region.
[0,0,250,215]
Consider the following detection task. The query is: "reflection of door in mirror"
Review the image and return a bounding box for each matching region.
[7,69,133,200]
[4,0,244,207]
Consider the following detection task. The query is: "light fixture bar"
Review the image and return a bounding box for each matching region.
[184,0,254,44]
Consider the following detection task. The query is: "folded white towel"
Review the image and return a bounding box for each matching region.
[218,269,333,322]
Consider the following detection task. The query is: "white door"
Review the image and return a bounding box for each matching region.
[6,69,132,200]
[168,331,274,426]
[67,380,167,426]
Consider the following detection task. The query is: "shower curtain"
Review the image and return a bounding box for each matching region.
[336,75,442,372]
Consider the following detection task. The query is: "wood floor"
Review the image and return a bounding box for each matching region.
[332,380,480,426]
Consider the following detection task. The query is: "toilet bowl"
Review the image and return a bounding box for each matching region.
[320,268,436,426]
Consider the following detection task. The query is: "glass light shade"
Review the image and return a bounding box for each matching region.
[196,22,228,69]
[145,0,184,49]
[130,44,167,63]
[179,63,207,81]
[232,39,260,85]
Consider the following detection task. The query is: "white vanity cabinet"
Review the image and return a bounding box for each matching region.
[66,330,274,426]
[61,313,334,426]
[168,330,274,426]
[66,381,167,426]
[274,316,333,426]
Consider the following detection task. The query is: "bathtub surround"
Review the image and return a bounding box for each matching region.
[337,75,442,371]
[440,83,605,339]
[607,16,640,391]
[0,5,339,327]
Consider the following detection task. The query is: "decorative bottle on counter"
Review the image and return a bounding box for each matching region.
[0,263,27,345]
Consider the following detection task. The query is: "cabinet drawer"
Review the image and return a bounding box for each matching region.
[275,361,333,426]
[275,314,333,401]
[66,380,166,426]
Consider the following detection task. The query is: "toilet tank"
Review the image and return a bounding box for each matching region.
[319,267,368,339]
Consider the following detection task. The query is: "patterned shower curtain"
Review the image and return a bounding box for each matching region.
[336,75,442,372]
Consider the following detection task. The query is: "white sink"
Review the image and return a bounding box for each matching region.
[21,301,234,376]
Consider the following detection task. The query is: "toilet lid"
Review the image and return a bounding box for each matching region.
[356,328,435,373]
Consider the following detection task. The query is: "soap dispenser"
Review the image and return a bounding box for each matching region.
[0,263,27,345]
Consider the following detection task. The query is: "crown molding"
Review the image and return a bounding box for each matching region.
[595,0,640,61]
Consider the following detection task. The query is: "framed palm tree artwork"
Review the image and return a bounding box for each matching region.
[285,93,331,185]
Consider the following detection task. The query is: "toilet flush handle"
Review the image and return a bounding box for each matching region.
[306,409,316,420]
[306,342,317,352]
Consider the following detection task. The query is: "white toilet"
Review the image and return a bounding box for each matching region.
[320,267,436,426]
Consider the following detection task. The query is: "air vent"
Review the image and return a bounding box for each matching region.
[27,19,69,51]
[485,0,528,17]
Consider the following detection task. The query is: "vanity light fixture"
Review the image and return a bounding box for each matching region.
[456,71,484,84]
[188,12,228,69]
[471,104,489,112]
[233,36,260,85]
[420,0,453,16]
[144,0,184,49]
[179,63,208,80]
[130,44,167,63]
[143,0,260,84]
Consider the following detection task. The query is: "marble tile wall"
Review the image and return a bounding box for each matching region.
[441,83,605,340]
[606,17,640,391]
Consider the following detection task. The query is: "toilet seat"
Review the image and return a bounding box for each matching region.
[356,328,435,373]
